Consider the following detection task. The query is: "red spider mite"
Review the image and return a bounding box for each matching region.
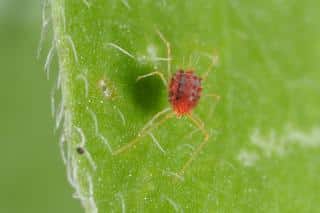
[113,30,219,178]
[169,70,202,116]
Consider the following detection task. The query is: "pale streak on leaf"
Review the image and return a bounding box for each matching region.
[66,35,79,63]
[82,0,90,8]
[162,170,184,182]
[148,132,166,154]
[114,105,126,126]
[44,43,55,80]
[74,126,97,170]
[116,192,126,213]
[98,133,113,154]
[121,0,131,10]
[161,194,182,213]
[106,42,136,59]
[86,172,98,213]
[87,108,99,135]
[55,96,65,129]
[76,74,89,98]
[50,84,56,118]
[59,133,67,165]
[37,0,50,59]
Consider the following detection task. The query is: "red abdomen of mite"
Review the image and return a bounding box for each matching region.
[169,70,202,116]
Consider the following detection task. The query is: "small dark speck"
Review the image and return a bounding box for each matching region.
[76,147,85,155]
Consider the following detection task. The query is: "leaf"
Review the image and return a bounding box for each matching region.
[50,0,320,212]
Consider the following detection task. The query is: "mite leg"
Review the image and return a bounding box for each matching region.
[136,71,167,87]
[203,94,221,102]
[186,114,208,140]
[112,108,174,155]
[140,107,171,134]
[178,114,210,176]
[201,49,219,81]
[156,29,172,82]
[179,136,210,176]
[203,94,221,118]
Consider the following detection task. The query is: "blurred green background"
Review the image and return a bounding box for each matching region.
[0,0,81,212]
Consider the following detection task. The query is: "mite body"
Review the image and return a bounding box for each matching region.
[169,70,202,116]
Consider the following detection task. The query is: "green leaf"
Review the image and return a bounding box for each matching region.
[51,0,320,212]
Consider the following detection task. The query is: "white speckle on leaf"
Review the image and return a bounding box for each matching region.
[237,125,320,167]
[251,128,285,157]
[98,78,115,100]
[146,44,170,62]
[236,149,259,167]
[285,126,320,147]
[137,43,171,64]
[147,44,157,59]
